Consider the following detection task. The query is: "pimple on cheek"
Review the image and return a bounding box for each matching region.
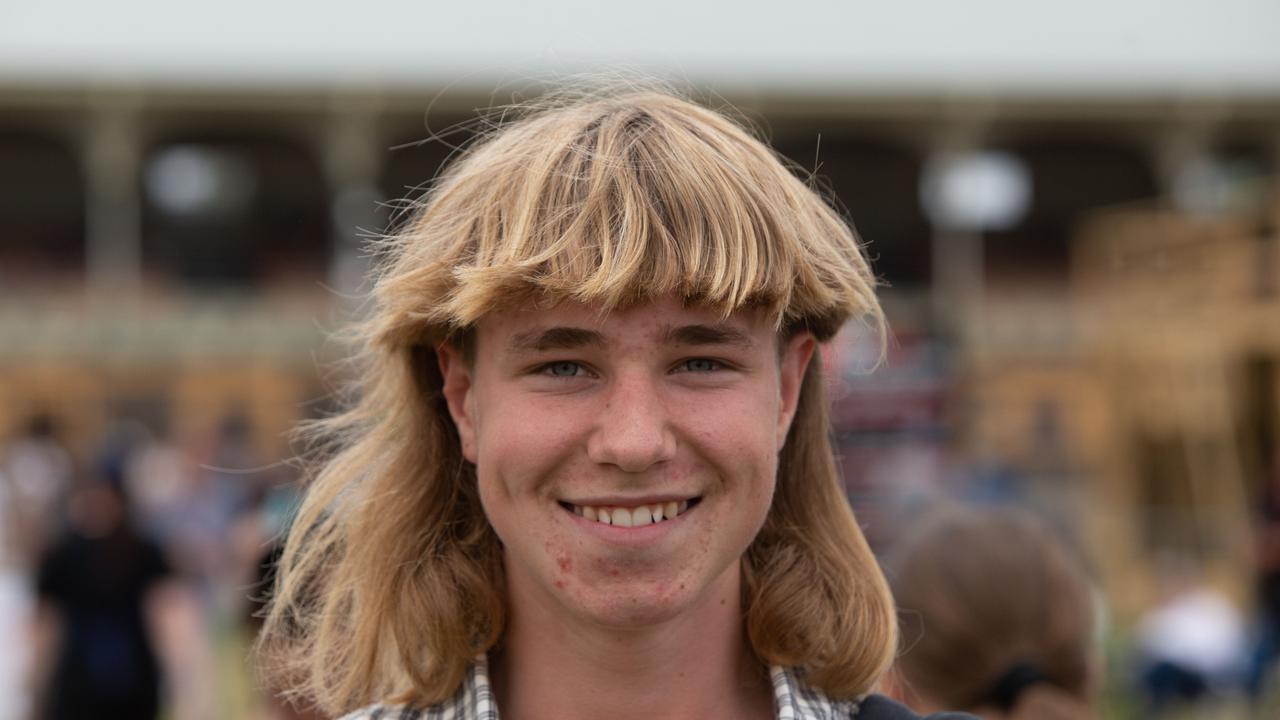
[551,548,573,590]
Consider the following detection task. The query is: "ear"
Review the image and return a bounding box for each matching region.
[776,332,816,451]
[437,343,478,464]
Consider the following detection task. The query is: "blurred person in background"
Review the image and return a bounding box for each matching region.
[1,415,74,720]
[30,469,210,720]
[121,411,264,622]
[0,474,33,720]
[182,413,261,616]
[2,415,74,567]
[238,464,319,719]
[1133,553,1247,716]
[1250,449,1280,704]
[884,505,1100,720]
[0,560,32,720]
[119,418,193,555]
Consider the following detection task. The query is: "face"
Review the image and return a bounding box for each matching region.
[438,295,814,630]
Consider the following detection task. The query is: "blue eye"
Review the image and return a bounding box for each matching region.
[680,358,721,372]
[545,361,584,377]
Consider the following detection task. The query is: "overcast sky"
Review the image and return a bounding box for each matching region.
[3,0,1278,95]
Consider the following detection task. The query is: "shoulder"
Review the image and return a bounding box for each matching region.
[854,694,978,720]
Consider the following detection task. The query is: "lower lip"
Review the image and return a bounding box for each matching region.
[565,505,693,545]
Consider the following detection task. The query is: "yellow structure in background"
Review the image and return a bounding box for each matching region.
[1074,195,1279,613]
[0,292,332,468]
[958,186,1279,617]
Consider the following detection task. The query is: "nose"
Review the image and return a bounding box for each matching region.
[586,371,677,473]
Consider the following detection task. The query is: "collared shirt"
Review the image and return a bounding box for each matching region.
[339,655,865,720]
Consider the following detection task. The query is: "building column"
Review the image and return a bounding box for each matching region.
[83,99,144,301]
[322,98,385,300]
[923,116,994,345]
[1153,110,1222,214]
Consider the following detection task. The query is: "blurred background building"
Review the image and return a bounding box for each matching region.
[1,1,1278,718]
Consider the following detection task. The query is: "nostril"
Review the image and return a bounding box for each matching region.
[587,427,678,473]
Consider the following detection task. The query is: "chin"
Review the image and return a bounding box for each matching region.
[575,591,692,629]
[563,565,736,630]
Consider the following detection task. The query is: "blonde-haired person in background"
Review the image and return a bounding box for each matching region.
[884,505,1100,720]
[257,86,975,720]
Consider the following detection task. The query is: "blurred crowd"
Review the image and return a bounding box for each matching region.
[0,413,301,720]
[1,411,1278,719]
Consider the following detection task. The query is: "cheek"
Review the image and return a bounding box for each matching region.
[472,396,590,522]
[680,388,780,464]
[475,396,578,468]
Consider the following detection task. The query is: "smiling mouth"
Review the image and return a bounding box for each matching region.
[558,498,702,527]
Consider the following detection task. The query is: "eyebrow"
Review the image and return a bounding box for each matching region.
[661,323,758,350]
[507,326,606,354]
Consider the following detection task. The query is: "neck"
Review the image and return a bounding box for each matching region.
[492,567,774,720]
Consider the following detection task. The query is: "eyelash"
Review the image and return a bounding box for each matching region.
[540,361,589,378]
[535,358,726,378]
[673,358,724,373]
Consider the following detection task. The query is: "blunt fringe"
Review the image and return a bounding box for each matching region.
[257,86,895,715]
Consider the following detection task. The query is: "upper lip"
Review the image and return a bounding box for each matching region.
[560,494,699,506]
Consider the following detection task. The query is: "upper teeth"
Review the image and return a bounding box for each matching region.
[572,500,691,527]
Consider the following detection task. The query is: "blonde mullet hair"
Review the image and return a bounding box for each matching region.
[258,85,895,715]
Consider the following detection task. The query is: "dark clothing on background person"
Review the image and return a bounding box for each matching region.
[1248,463,1280,700]
[36,527,171,720]
[857,695,977,719]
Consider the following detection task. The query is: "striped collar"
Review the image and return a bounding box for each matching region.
[341,655,863,720]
